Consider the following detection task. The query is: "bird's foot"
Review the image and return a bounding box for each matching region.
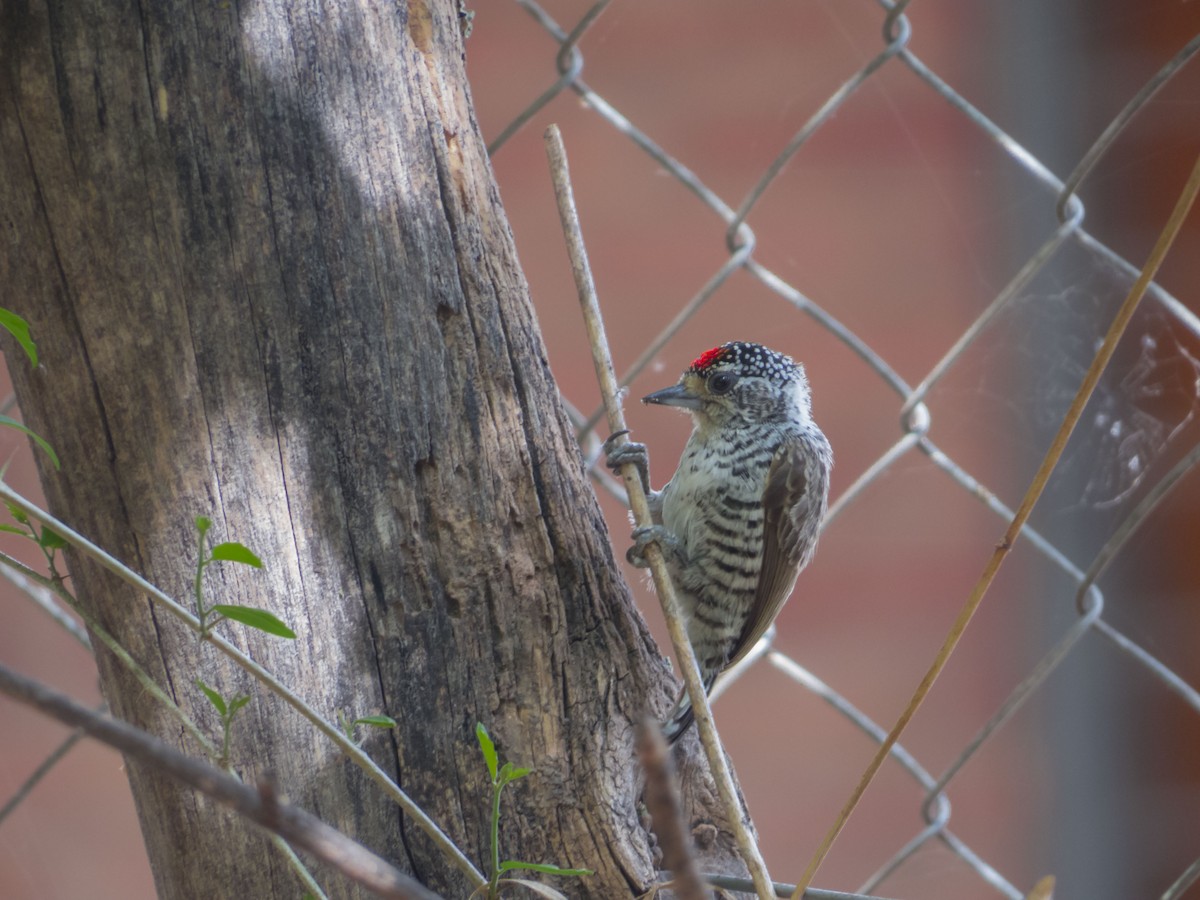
[626,524,682,569]
[603,430,651,496]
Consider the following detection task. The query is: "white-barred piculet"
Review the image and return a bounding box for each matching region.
[607,342,832,742]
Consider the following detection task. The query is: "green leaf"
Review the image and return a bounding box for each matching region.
[210,604,296,638]
[0,416,60,470]
[0,308,37,368]
[195,516,212,536]
[499,861,594,877]
[353,715,397,729]
[38,526,67,551]
[209,541,262,568]
[195,679,227,716]
[495,878,572,899]
[498,763,531,786]
[4,502,28,525]
[0,524,30,537]
[475,722,498,782]
[498,761,531,780]
[227,694,252,716]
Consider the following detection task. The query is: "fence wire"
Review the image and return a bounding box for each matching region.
[2,3,1198,898]
[482,1,1200,898]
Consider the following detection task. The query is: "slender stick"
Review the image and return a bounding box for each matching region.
[790,152,1200,898]
[0,482,485,889]
[0,557,330,893]
[0,663,439,900]
[706,875,896,900]
[637,721,707,900]
[0,555,329,894]
[544,122,776,900]
[0,719,89,825]
[0,551,218,756]
[0,560,91,650]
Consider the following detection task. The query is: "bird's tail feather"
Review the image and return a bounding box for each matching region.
[663,675,718,745]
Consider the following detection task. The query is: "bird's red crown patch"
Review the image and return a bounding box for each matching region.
[689,345,729,372]
[686,342,801,384]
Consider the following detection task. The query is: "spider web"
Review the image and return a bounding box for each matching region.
[931,246,1200,562]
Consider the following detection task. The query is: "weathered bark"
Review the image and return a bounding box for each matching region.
[0,0,748,896]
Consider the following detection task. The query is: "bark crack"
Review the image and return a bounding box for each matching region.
[11,85,170,704]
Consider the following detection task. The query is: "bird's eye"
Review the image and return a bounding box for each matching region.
[708,371,737,395]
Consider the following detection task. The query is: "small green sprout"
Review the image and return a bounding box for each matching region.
[338,710,398,744]
[474,722,592,899]
[195,679,251,768]
[193,516,294,640]
[1,502,69,579]
[0,308,59,469]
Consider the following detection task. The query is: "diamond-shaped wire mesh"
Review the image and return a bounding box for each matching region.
[472,2,1200,897]
[1,3,1198,898]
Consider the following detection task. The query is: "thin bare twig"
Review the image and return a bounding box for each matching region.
[637,720,708,900]
[544,123,775,900]
[0,553,328,893]
[0,717,90,826]
[790,152,1200,898]
[0,556,91,650]
[0,550,218,756]
[0,662,440,899]
[0,482,486,889]
[704,874,897,900]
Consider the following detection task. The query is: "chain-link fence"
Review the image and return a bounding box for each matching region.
[1,2,1198,898]
[473,1,1200,897]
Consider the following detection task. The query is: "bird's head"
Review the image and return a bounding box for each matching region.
[642,342,811,429]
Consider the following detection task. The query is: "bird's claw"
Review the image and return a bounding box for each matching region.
[626,524,681,568]
[603,431,645,470]
[603,431,651,496]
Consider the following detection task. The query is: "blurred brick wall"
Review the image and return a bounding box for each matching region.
[2,2,1198,898]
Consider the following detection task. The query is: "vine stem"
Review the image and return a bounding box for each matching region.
[0,481,486,889]
[489,778,503,897]
[0,663,436,900]
[0,549,328,892]
[0,550,218,756]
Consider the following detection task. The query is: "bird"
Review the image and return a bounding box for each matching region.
[605,341,832,743]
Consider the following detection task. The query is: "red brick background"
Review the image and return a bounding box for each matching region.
[2,2,1198,898]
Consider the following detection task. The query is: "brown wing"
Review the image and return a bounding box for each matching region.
[724,438,820,670]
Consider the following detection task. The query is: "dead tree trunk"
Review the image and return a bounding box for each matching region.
[0,0,749,896]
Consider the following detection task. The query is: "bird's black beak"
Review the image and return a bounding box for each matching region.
[642,383,703,411]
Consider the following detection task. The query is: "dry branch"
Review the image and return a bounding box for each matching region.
[0,662,440,900]
[543,122,775,899]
